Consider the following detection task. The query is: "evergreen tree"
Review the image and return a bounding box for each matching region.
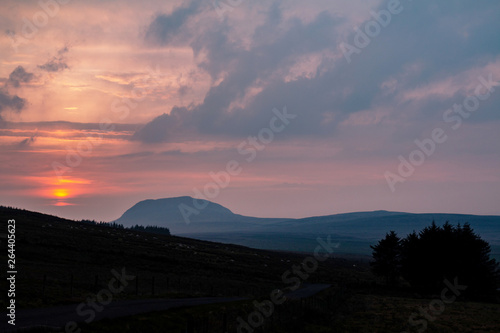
[372,222,499,297]
[370,231,401,285]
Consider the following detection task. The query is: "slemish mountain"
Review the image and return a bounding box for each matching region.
[114,196,500,259]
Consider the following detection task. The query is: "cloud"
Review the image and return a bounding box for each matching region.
[0,66,33,121]
[177,85,190,97]
[145,1,201,45]
[132,106,189,143]
[7,66,34,88]
[38,60,68,72]
[1,47,71,122]
[38,47,69,72]
[135,6,344,142]
[0,89,26,115]
[18,131,38,148]
[133,0,500,144]
[0,120,138,132]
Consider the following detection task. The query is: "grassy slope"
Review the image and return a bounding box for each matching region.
[1,206,499,332]
[0,206,357,309]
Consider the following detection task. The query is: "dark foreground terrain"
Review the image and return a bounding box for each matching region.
[1,206,499,332]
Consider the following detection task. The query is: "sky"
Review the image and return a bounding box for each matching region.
[1,0,500,222]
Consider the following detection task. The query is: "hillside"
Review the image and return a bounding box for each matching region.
[0,206,343,310]
[262,211,500,243]
[1,206,499,333]
[113,198,500,258]
[113,196,289,233]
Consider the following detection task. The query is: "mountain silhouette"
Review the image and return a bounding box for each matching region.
[113,196,500,258]
[114,196,287,233]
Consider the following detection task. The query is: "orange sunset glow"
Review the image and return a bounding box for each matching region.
[0,0,499,223]
[2,2,500,331]
[53,189,69,198]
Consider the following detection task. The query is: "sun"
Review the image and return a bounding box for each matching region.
[53,189,69,198]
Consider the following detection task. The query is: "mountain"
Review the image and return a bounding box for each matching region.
[113,196,288,233]
[262,211,500,242]
[114,197,500,259]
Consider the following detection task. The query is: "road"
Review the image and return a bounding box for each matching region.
[1,284,331,332]
[285,283,331,299]
[1,297,245,333]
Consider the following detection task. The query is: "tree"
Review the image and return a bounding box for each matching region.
[370,231,401,286]
[372,222,499,297]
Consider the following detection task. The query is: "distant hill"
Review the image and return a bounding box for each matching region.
[114,197,500,259]
[261,210,500,243]
[113,196,288,233]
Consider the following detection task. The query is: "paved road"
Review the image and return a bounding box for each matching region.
[1,284,331,332]
[1,297,245,333]
[285,283,331,299]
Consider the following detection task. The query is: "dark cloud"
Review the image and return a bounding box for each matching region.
[7,66,34,88]
[135,0,500,144]
[145,1,201,45]
[0,66,32,120]
[1,47,71,121]
[18,132,37,148]
[135,7,343,143]
[0,120,139,132]
[0,89,26,114]
[38,60,68,72]
[132,106,189,143]
[115,151,155,159]
[177,85,190,97]
[38,46,69,72]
